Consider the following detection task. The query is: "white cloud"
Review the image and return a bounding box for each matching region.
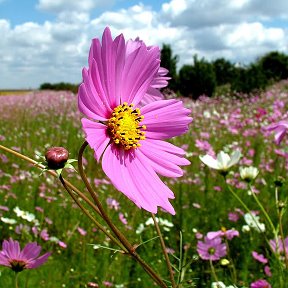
[36,0,105,13]
[0,0,288,88]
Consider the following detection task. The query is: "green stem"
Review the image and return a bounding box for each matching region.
[0,145,101,216]
[151,214,176,288]
[15,272,20,288]
[176,231,183,286]
[209,259,219,284]
[275,187,288,268]
[78,141,167,288]
[249,184,276,234]
[59,174,125,250]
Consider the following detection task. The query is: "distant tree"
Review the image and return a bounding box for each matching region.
[231,64,267,94]
[178,55,216,99]
[160,44,178,91]
[258,51,288,81]
[39,83,53,90]
[39,82,79,94]
[212,58,236,85]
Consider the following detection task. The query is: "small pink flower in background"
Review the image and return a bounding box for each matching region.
[35,206,44,213]
[213,186,222,192]
[250,279,271,288]
[264,265,272,277]
[87,282,99,287]
[197,237,227,261]
[228,212,240,222]
[269,236,288,255]
[0,205,9,212]
[103,281,113,287]
[45,217,53,225]
[265,120,288,145]
[78,27,191,215]
[119,213,128,225]
[207,228,239,240]
[58,241,67,249]
[252,251,268,264]
[0,238,50,272]
[106,197,120,210]
[77,227,87,236]
[40,229,50,241]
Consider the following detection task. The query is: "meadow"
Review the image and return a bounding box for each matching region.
[1,82,288,288]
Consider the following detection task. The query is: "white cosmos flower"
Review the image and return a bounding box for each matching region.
[244,213,265,233]
[199,150,242,171]
[1,217,17,224]
[239,166,259,182]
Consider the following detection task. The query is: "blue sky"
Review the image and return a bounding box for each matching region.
[0,0,166,25]
[0,0,287,89]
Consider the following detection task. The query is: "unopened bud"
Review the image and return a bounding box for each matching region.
[45,147,69,169]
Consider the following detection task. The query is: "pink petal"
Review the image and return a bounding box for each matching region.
[139,140,190,177]
[0,253,10,266]
[20,242,41,260]
[78,68,110,120]
[120,43,160,106]
[141,99,192,139]
[27,252,51,269]
[81,118,110,161]
[102,145,175,214]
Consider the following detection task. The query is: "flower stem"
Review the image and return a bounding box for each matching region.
[151,214,176,288]
[15,272,20,288]
[78,141,167,288]
[249,184,276,234]
[209,259,219,284]
[275,187,288,268]
[0,145,101,216]
[58,174,125,250]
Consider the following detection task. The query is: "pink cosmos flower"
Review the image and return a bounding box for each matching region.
[252,251,268,264]
[207,228,239,240]
[250,279,271,288]
[78,27,191,215]
[265,120,288,145]
[197,236,227,261]
[0,238,50,272]
[269,236,288,255]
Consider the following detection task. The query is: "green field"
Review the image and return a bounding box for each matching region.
[1,83,288,288]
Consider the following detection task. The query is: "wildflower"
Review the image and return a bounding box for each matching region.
[0,238,50,272]
[78,27,191,214]
[207,227,239,240]
[199,150,241,174]
[77,227,87,236]
[1,217,17,224]
[197,236,227,261]
[250,279,271,288]
[252,251,268,264]
[264,265,272,277]
[244,213,265,233]
[265,120,288,145]
[211,282,226,288]
[269,236,288,255]
[239,166,259,182]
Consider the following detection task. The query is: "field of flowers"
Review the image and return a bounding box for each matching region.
[1,81,288,288]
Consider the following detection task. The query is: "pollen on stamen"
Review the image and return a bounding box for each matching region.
[107,103,146,150]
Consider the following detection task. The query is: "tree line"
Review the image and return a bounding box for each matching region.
[161,44,288,99]
[39,47,288,100]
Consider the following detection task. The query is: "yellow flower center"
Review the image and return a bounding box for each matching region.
[107,102,146,150]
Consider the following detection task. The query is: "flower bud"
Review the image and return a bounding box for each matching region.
[45,147,69,169]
